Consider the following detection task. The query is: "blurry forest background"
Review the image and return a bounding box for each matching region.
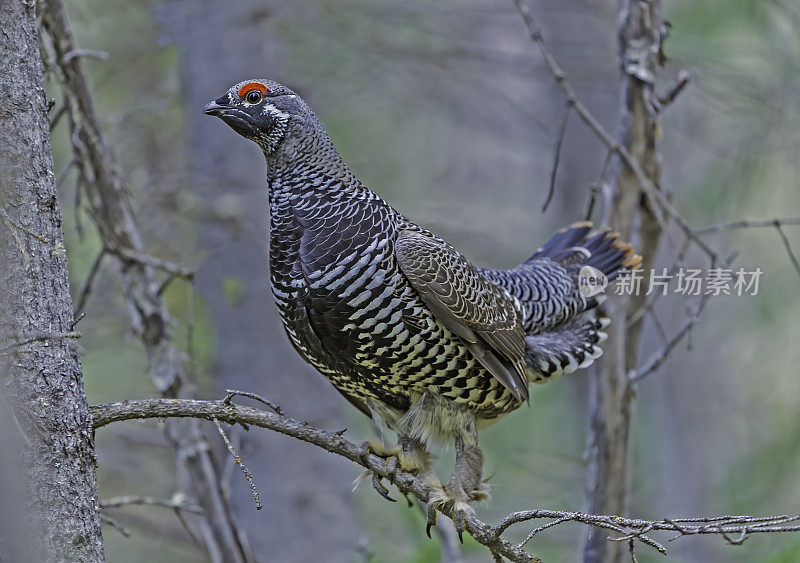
[47,0,800,561]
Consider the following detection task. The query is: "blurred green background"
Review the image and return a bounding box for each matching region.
[50,0,800,561]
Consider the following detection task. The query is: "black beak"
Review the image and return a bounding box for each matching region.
[203,100,229,116]
[203,97,260,137]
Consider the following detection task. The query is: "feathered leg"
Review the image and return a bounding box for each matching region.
[425,419,490,541]
[397,392,490,541]
[357,399,433,502]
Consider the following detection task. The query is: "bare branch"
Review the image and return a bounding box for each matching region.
[495,509,800,551]
[542,101,570,212]
[223,388,284,415]
[40,1,249,557]
[696,216,800,235]
[0,331,81,355]
[99,513,130,537]
[213,418,262,511]
[1,209,49,244]
[511,0,717,262]
[62,48,109,62]
[92,395,800,560]
[629,252,738,383]
[92,397,540,563]
[773,223,800,279]
[110,246,195,280]
[655,69,691,111]
[49,104,67,129]
[100,494,203,514]
[697,217,800,277]
[73,246,106,317]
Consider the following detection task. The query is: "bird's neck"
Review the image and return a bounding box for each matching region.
[265,126,363,202]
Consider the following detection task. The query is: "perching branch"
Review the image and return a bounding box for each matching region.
[92,397,540,563]
[91,395,800,562]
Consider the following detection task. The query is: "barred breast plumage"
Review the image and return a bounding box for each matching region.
[205,78,642,533]
[268,165,520,420]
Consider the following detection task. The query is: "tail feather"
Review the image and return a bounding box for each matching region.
[525,220,593,263]
[517,221,642,381]
[525,315,610,382]
[530,221,642,282]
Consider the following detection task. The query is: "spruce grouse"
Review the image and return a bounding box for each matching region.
[204,79,641,537]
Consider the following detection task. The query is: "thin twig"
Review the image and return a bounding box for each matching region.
[774,222,800,278]
[55,157,75,188]
[628,538,638,563]
[62,48,109,62]
[0,331,81,355]
[629,252,738,383]
[655,69,691,111]
[696,216,800,235]
[1,209,49,244]
[73,247,106,317]
[100,494,203,514]
[517,515,572,548]
[213,418,262,511]
[542,101,570,212]
[49,104,67,129]
[223,389,284,415]
[111,246,195,279]
[99,513,130,537]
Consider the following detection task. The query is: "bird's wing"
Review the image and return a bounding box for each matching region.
[395,225,529,402]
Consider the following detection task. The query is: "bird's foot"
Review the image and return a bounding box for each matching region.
[357,440,403,481]
[423,476,491,543]
[356,440,422,504]
[357,439,428,478]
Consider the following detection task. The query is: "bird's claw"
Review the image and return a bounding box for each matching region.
[358,440,402,502]
[371,473,396,502]
[426,501,438,539]
[424,477,477,543]
[453,509,466,543]
[425,499,467,543]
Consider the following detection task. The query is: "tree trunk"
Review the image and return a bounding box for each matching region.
[0,1,104,560]
[583,2,666,562]
[38,1,253,560]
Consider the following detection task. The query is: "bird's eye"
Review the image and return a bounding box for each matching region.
[245,90,262,104]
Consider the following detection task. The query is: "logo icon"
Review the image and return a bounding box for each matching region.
[578,265,608,298]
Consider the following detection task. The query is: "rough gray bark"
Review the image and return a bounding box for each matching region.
[38,2,252,560]
[0,0,104,560]
[583,2,666,562]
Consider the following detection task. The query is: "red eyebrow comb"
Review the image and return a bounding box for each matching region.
[237,82,269,98]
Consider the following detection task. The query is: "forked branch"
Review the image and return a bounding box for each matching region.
[91,395,800,562]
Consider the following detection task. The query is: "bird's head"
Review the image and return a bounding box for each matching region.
[203,79,315,156]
